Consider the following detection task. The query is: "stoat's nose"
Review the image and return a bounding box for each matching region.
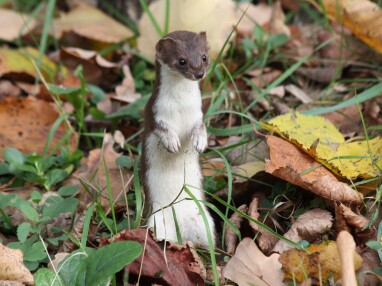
[195,71,205,79]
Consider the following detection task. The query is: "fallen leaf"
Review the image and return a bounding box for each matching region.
[225,204,248,254]
[273,209,333,253]
[0,97,77,160]
[70,133,132,210]
[222,237,284,286]
[201,158,226,177]
[53,4,133,44]
[285,84,312,103]
[0,8,36,41]
[60,47,120,86]
[337,203,369,230]
[358,249,382,286]
[0,244,34,284]
[103,228,206,286]
[232,161,265,183]
[321,0,382,53]
[137,0,236,61]
[265,135,363,204]
[114,65,138,102]
[0,47,66,82]
[262,112,382,179]
[248,197,279,254]
[279,241,363,282]
[234,3,272,36]
[268,1,291,37]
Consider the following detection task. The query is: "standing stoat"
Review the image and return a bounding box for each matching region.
[141,30,215,246]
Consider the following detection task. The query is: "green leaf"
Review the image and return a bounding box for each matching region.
[107,95,149,119]
[43,197,78,219]
[17,201,39,223]
[39,156,56,172]
[58,248,94,286]
[58,185,79,197]
[85,241,143,285]
[30,190,42,203]
[116,155,133,169]
[17,222,32,243]
[47,84,81,95]
[366,240,381,250]
[4,148,24,166]
[24,241,47,262]
[0,162,9,175]
[46,169,68,188]
[34,268,62,286]
[87,84,106,104]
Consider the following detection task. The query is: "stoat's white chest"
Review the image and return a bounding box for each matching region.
[154,65,203,141]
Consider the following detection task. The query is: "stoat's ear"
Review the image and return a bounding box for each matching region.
[156,37,178,54]
[198,31,210,51]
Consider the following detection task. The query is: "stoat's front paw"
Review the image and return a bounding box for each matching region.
[191,126,207,153]
[160,130,181,153]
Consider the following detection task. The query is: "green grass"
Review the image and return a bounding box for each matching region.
[0,1,381,285]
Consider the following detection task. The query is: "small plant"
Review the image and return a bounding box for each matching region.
[0,147,82,191]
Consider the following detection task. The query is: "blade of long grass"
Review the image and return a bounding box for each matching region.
[133,159,143,228]
[103,157,118,234]
[302,82,382,115]
[37,0,56,79]
[81,204,96,248]
[139,0,163,37]
[42,113,69,156]
[183,186,218,286]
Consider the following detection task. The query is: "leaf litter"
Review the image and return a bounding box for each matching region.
[0,0,381,285]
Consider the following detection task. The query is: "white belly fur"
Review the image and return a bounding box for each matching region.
[145,66,215,245]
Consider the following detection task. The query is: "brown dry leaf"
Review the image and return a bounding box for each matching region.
[279,241,363,282]
[104,228,206,286]
[222,237,284,286]
[358,249,382,286]
[273,209,333,253]
[265,135,363,204]
[0,244,33,285]
[138,0,236,61]
[248,198,279,254]
[337,203,369,230]
[0,80,21,100]
[321,0,382,53]
[71,133,132,210]
[201,158,226,177]
[268,1,291,37]
[60,47,120,86]
[225,204,248,254]
[234,3,272,36]
[0,97,77,160]
[324,105,361,135]
[285,84,312,103]
[114,65,140,102]
[0,8,36,41]
[53,4,133,43]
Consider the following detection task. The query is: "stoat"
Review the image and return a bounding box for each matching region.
[141,30,215,246]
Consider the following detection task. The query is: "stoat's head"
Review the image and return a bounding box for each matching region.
[155,30,210,81]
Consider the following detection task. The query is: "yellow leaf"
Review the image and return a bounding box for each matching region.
[0,47,66,82]
[279,241,363,282]
[262,112,382,179]
[321,0,382,53]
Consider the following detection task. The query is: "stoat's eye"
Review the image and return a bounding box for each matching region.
[179,58,187,65]
[202,55,207,62]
